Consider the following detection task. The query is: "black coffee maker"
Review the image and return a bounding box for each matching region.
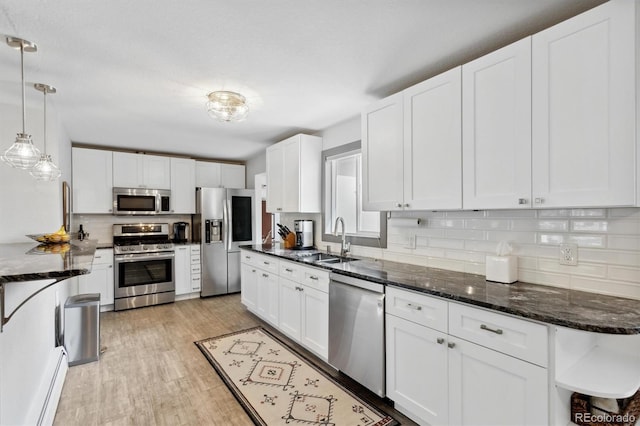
[173,222,190,243]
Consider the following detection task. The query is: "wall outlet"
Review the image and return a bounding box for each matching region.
[559,243,578,266]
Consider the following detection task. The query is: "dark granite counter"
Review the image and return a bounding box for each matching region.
[242,244,640,335]
[0,240,98,284]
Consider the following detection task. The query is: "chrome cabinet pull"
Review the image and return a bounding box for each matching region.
[518,198,528,205]
[245,255,251,259]
[262,273,269,278]
[534,197,545,204]
[406,303,422,311]
[285,268,293,272]
[263,261,270,265]
[251,269,256,273]
[404,203,410,208]
[396,203,402,208]
[295,286,304,291]
[309,275,318,280]
[480,324,503,335]
[447,342,455,349]
[437,338,445,344]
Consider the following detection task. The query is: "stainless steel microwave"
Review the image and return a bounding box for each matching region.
[113,187,171,215]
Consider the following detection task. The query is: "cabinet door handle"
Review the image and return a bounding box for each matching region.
[309,275,318,280]
[437,338,445,344]
[396,203,402,208]
[245,256,251,259]
[518,198,528,205]
[251,269,256,273]
[534,197,545,204]
[406,303,422,311]
[447,342,456,349]
[404,203,410,208]
[295,286,304,291]
[263,261,270,265]
[108,265,113,268]
[262,273,269,278]
[480,324,503,335]
[277,207,282,211]
[285,268,293,272]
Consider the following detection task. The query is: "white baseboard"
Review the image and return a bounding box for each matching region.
[36,346,68,426]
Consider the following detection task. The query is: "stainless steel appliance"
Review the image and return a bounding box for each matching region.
[172,221,190,243]
[329,273,385,397]
[194,187,254,296]
[113,187,171,215]
[294,219,314,249]
[113,223,175,310]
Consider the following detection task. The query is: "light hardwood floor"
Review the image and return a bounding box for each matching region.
[54,294,415,425]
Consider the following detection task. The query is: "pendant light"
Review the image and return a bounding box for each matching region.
[30,83,61,181]
[3,36,40,170]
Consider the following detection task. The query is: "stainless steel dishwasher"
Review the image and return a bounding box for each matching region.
[328,272,385,397]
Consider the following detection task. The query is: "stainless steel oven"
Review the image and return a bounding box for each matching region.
[113,223,175,310]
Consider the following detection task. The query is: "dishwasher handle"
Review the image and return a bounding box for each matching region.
[329,272,384,294]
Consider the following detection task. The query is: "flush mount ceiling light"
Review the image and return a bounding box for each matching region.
[3,36,41,170]
[206,91,249,122]
[30,83,61,181]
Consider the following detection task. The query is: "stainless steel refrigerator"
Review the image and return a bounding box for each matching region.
[194,187,255,296]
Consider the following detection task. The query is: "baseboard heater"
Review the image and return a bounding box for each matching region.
[37,346,68,426]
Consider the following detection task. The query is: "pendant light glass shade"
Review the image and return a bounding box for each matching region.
[4,133,40,169]
[30,83,60,181]
[4,36,39,170]
[206,91,249,122]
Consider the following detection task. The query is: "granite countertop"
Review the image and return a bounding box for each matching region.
[0,239,98,284]
[243,244,640,335]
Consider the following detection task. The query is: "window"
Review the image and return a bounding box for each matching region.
[322,141,387,248]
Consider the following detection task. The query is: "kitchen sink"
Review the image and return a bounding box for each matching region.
[294,252,357,265]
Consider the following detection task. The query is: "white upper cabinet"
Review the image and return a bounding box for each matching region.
[362,92,404,211]
[363,68,462,211]
[532,1,636,208]
[72,148,113,214]
[170,158,196,214]
[195,161,245,188]
[220,164,246,189]
[112,152,171,189]
[462,38,532,210]
[404,67,462,210]
[266,134,322,213]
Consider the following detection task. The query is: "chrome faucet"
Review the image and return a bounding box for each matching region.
[333,217,351,257]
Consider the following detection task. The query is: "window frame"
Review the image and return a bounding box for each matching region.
[321,141,387,249]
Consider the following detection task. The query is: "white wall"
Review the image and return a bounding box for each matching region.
[245,150,266,190]
[0,95,74,424]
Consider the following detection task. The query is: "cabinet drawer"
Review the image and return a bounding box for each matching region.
[386,286,448,333]
[255,253,279,273]
[240,250,259,267]
[300,266,329,293]
[190,255,200,265]
[93,249,113,265]
[448,303,548,367]
[279,260,304,281]
[190,264,201,274]
[190,245,200,254]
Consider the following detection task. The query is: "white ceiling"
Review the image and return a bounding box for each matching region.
[0,0,605,162]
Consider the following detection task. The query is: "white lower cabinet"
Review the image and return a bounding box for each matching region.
[78,248,114,310]
[239,250,328,360]
[176,244,202,296]
[386,286,548,426]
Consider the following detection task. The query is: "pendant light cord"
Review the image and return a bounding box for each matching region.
[20,43,26,134]
[43,90,47,153]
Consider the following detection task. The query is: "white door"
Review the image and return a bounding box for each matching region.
[240,263,257,311]
[532,1,636,208]
[448,337,548,426]
[404,67,462,210]
[78,264,114,307]
[266,144,284,213]
[143,155,171,189]
[362,92,404,211]
[174,246,191,295]
[72,148,113,214]
[462,37,532,209]
[195,161,222,188]
[256,269,273,322]
[300,285,329,360]
[386,314,449,425]
[278,278,302,341]
[112,152,143,188]
[220,164,246,189]
[265,272,279,326]
[282,137,301,212]
[170,158,196,214]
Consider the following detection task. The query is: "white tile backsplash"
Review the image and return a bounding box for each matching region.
[344,207,640,300]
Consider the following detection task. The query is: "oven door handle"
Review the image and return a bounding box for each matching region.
[114,252,175,262]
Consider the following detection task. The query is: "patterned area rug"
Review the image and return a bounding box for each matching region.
[195,327,397,426]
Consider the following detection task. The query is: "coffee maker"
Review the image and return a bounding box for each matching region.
[294,220,314,249]
[173,221,190,243]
